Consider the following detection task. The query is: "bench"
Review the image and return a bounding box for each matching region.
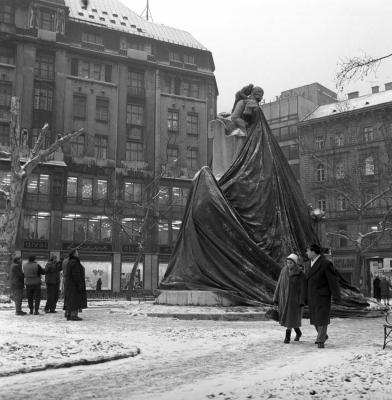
[383,310,392,349]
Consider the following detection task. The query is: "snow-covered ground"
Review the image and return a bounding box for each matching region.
[0,300,391,400]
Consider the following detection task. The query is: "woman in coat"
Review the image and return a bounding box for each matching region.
[380,276,391,306]
[273,253,306,343]
[63,249,87,321]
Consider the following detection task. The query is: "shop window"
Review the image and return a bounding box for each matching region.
[158,262,168,284]
[73,94,86,119]
[121,260,143,290]
[94,135,108,159]
[124,182,142,203]
[167,110,179,132]
[35,52,55,80]
[83,261,112,290]
[23,212,50,240]
[186,113,198,136]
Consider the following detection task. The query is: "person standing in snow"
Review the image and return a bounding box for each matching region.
[63,249,87,321]
[373,275,381,302]
[304,244,341,348]
[273,253,306,343]
[9,256,27,315]
[23,255,45,315]
[44,255,62,313]
[380,276,391,306]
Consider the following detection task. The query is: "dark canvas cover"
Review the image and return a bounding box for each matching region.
[160,108,367,307]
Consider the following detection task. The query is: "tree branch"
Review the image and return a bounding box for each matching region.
[31,123,49,158]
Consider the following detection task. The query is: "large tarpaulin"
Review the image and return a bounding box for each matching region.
[160,108,367,307]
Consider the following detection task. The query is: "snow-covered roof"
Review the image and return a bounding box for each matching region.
[65,0,209,51]
[302,90,392,123]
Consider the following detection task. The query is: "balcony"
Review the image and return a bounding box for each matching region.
[81,41,105,52]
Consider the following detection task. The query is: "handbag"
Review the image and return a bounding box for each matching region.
[265,307,279,322]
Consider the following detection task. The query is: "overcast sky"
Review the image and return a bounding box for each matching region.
[123,0,392,113]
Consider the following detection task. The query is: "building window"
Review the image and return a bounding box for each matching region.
[337,195,347,211]
[96,179,107,201]
[167,146,179,167]
[172,220,182,243]
[27,174,49,195]
[71,59,111,82]
[0,46,15,65]
[96,97,109,122]
[33,82,53,111]
[336,225,348,248]
[365,192,376,208]
[120,217,142,244]
[334,134,344,147]
[363,126,374,143]
[35,52,55,80]
[40,9,56,31]
[0,123,9,146]
[71,134,85,157]
[172,187,189,206]
[158,219,169,245]
[73,94,86,119]
[0,82,11,109]
[183,54,195,64]
[167,110,179,132]
[66,177,78,198]
[0,4,14,24]
[169,51,181,62]
[23,212,50,240]
[82,32,103,45]
[315,136,325,150]
[186,113,198,136]
[126,104,144,140]
[316,164,326,182]
[124,182,142,202]
[181,81,199,98]
[317,199,326,212]
[82,178,93,200]
[127,70,144,97]
[61,214,112,242]
[282,144,299,160]
[94,135,108,159]
[186,147,199,170]
[364,156,375,176]
[335,162,345,179]
[158,187,169,206]
[125,141,143,161]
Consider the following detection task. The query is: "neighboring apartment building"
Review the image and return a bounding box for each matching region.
[0,0,217,292]
[299,85,392,283]
[262,83,337,180]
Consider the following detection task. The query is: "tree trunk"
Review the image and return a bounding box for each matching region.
[126,250,143,300]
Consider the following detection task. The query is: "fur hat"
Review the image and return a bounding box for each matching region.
[308,243,322,254]
[286,253,299,264]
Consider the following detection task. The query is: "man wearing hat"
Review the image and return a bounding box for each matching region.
[273,253,306,344]
[305,244,341,348]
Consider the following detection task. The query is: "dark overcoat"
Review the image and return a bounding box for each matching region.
[380,278,391,298]
[9,262,24,290]
[273,265,305,328]
[63,256,87,311]
[305,255,341,326]
[373,277,381,300]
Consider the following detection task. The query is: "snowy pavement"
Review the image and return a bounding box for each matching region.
[0,300,391,400]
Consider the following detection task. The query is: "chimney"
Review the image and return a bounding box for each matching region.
[371,86,379,94]
[385,82,392,91]
[347,91,359,99]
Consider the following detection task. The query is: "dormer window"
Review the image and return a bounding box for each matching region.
[82,32,103,45]
[184,54,195,65]
[169,51,182,62]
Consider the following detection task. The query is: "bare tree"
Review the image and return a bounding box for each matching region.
[336,51,392,92]
[0,97,84,291]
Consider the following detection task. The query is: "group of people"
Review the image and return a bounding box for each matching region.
[9,249,87,321]
[373,275,392,305]
[273,243,341,349]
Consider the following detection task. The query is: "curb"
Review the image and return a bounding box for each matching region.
[146,312,268,321]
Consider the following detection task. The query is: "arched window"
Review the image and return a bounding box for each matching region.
[335,162,345,179]
[316,164,326,182]
[337,195,347,211]
[364,156,374,176]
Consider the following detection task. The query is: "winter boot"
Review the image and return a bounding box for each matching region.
[284,328,291,344]
[294,328,302,341]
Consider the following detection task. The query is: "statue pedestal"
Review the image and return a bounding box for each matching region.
[156,290,238,306]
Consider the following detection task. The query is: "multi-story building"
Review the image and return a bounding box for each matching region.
[299,85,392,283]
[262,83,337,180]
[0,0,217,292]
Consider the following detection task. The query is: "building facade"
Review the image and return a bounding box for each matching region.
[0,0,217,292]
[261,83,337,180]
[299,86,392,283]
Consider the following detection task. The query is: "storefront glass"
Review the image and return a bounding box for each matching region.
[121,261,143,290]
[83,260,112,290]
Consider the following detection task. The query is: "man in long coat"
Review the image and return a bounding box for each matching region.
[305,244,341,348]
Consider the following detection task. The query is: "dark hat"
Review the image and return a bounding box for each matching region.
[308,243,322,254]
